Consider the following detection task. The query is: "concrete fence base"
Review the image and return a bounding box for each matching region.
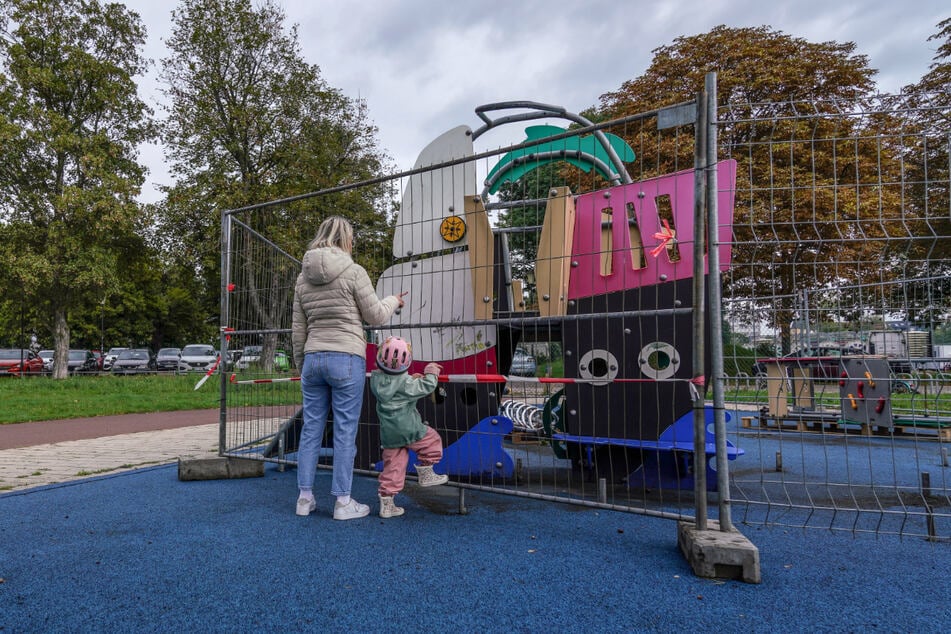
[178,456,264,481]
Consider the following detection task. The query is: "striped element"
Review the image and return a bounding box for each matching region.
[228,373,703,386]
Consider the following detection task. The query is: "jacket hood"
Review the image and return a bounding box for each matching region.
[301,247,353,285]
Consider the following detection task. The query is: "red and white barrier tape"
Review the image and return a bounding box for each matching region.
[193,356,221,390]
[228,372,702,387]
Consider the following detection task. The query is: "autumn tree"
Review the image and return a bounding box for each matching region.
[156,0,393,366]
[0,0,154,377]
[899,18,951,327]
[593,25,913,352]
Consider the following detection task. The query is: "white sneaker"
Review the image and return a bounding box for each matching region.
[333,498,370,520]
[296,497,316,517]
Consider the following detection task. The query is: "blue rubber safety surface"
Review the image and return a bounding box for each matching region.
[1,464,949,632]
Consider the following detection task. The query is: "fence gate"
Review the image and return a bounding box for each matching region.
[219,83,950,544]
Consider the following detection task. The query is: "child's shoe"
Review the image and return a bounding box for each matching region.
[378,495,405,518]
[333,498,370,520]
[416,464,449,487]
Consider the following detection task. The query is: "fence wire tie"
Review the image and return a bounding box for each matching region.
[688,375,705,402]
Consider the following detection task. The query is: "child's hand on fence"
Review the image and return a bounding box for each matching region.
[423,362,442,376]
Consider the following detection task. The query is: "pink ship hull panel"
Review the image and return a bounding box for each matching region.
[567,160,736,300]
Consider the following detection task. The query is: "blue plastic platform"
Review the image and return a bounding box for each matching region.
[374,414,515,478]
[552,407,743,491]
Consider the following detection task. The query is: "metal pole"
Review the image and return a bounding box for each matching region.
[218,210,231,456]
[704,72,734,532]
[18,297,24,380]
[692,83,709,530]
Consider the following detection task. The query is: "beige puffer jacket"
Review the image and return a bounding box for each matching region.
[292,246,399,368]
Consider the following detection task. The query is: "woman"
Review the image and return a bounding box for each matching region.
[292,216,406,520]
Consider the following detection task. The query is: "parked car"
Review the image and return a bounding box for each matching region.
[155,347,187,372]
[66,349,99,374]
[180,344,218,372]
[509,348,538,377]
[102,347,128,371]
[235,345,262,370]
[226,348,243,370]
[235,346,291,371]
[0,348,45,375]
[110,348,156,374]
[37,349,54,372]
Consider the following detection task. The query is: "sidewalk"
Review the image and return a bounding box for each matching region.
[0,413,220,493]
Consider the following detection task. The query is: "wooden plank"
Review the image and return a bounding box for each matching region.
[535,186,576,318]
[791,367,815,409]
[510,279,525,311]
[600,208,613,276]
[765,362,789,417]
[464,195,494,320]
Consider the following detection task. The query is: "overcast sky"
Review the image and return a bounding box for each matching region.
[119,0,948,204]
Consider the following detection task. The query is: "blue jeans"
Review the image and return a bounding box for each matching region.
[297,352,365,497]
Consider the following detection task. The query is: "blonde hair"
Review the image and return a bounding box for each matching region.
[309,215,354,253]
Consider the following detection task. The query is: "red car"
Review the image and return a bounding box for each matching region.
[0,349,46,375]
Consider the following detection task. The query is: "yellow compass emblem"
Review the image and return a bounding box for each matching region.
[439,215,466,243]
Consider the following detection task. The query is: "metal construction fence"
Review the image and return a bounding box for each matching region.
[218,81,950,543]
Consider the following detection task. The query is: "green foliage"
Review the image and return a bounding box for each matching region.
[723,343,758,377]
[0,0,155,372]
[593,25,927,352]
[154,0,394,339]
[903,18,951,276]
[495,162,571,295]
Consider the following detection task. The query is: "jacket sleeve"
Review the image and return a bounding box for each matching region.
[396,373,439,399]
[351,264,399,326]
[291,284,307,370]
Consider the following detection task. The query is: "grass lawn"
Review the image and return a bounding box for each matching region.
[2,370,947,425]
[0,373,224,424]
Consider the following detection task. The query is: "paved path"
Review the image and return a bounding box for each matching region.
[0,410,221,493]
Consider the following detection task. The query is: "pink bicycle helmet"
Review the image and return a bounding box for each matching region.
[377,336,413,374]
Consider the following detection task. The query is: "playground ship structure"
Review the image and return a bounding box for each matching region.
[358,101,741,489]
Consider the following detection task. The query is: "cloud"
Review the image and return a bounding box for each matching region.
[117,0,948,203]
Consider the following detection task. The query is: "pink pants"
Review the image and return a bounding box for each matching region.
[378,426,443,496]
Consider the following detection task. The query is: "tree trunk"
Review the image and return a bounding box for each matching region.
[52,308,70,380]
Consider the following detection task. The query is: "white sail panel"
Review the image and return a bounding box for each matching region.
[375,252,495,362]
[393,125,476,258]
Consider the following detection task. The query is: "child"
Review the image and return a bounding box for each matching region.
[370,336,449,518]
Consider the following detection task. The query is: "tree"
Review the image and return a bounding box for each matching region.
[156,0,393,368]
[593,25,912,353]
[0,0,154,377]
[495,162,569,304]
[900,18,951,329]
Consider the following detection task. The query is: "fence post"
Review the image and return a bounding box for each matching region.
[218,209,231,456]
[704,72,734,533]
[692,79,709,530]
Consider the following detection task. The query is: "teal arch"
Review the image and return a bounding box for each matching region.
[486,125,636,194]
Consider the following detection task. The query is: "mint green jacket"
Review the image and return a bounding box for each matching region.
[370,370,438,449]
